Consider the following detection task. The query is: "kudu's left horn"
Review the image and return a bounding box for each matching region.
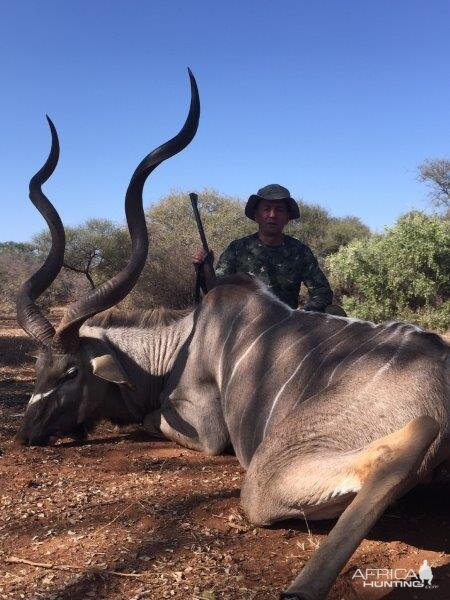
[16,116,65,347]
[52,68,201,352]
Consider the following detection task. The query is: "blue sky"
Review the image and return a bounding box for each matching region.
[1,1,449,242]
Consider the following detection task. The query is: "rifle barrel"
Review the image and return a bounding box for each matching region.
[190,193,210,253]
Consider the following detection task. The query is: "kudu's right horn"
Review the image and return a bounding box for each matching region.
[52,68,200,352]
[16,116,65,348]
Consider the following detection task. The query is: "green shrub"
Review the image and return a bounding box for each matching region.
[326,211,450,330]
[285,203,370,264]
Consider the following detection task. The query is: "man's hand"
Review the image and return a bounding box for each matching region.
[192,248,216,293]
[192,248,214,265]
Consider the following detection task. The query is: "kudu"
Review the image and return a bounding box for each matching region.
[16,73,449,600]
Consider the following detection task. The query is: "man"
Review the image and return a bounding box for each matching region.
[193,184,335,312]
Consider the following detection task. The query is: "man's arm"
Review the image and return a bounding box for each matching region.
[301,248,333,312]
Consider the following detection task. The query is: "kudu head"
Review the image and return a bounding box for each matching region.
[16,70,200,445]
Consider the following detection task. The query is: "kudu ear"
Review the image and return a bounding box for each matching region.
[91,354,135,390]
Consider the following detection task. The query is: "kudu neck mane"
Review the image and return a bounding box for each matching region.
[83,274,266,329]
[85,306,191,329]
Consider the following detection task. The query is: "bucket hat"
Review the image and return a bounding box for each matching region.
[245,184,300,221]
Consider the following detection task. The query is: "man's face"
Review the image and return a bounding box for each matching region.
[254,199,290,235]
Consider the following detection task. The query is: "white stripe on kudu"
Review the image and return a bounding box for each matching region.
[326,326,387,386]
[288,325,406,416]
[225,314,293,402]
[359,324,410,393]
[263,322,353,438]
[217,304,248,390]
[240,328,315,445]
[296,332,358,405]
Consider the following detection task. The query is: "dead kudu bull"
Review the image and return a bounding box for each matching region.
[16,76,449,600]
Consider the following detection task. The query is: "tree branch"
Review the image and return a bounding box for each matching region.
[5,555,147,579]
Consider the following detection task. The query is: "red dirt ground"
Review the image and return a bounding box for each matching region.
[0,314,449,600]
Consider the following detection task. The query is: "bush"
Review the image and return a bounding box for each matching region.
[326,211,450,330]
[0,244,85,314]
[285,203,370,264]
[33,219,130,289]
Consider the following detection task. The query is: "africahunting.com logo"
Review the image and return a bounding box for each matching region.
[352,560,438,589]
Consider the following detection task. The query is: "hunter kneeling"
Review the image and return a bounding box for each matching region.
[193,184,345,315]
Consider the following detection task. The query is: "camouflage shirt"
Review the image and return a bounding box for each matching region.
[215,233,333,311]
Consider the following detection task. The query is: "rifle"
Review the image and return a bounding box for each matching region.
[190,192,216,303]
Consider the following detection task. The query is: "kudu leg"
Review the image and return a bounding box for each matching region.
[143,389,230,455]
[281,416,439,600]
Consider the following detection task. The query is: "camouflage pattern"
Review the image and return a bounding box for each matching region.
[215,233,333,311]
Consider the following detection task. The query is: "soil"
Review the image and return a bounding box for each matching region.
[0,313,449,600]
